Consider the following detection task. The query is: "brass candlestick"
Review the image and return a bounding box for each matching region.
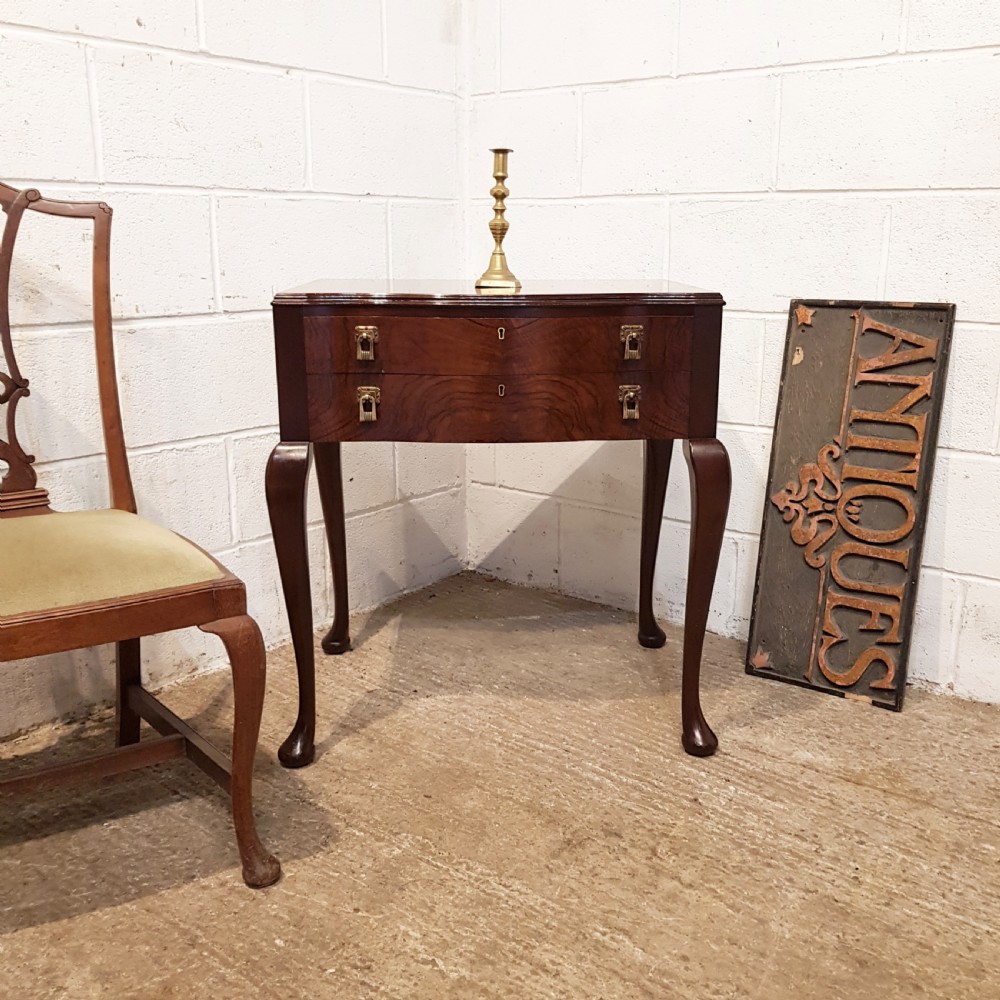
[476,147,521,291]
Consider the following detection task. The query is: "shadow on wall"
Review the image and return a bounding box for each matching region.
[467,435,765,640]
[342,486,465,616]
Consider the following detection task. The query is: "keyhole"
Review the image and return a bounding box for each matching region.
[362,398,373,413]
[360,337,370,352]
[498,326,505,341]
[498,384,505,397]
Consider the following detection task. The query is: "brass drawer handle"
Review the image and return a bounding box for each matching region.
[357,386,380,423]
[355,325,379,361]
[620,324,644,360]
[619,384,641,420]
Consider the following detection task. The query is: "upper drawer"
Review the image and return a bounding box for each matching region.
[303,314,692,376]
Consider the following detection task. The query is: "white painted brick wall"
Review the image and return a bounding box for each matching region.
[0,3,464,736]
[464,2,1000,705]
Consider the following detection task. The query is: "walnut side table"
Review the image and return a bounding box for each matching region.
[265,280,731,768]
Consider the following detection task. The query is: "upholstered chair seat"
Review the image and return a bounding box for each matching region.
[0,510,225,618]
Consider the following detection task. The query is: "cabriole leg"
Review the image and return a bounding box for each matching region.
[314,442,351,655]
[681,438,731,757]
[265,441,316,768]
[638,439,674,648]
[200,615,281,888]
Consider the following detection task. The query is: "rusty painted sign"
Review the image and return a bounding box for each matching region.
[747,300,955,710]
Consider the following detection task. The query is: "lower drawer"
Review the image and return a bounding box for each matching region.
[307,372,692,443]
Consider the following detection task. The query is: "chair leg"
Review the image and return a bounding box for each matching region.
[115,638,142,747]
[199,615,282,888]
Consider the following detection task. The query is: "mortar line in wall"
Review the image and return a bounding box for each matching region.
[0,21,461,97]
[992,385,1000,455]
[770,74,782,191]
[3,178,462,203]
[35,425,277,476]
[223,436,240,546]
[380,0,390,79]
[300,68,457,100]
[352,484,464,523]
[385,200,394,277]
[19,306,999,338]
[477,43,1000,94]
[725,310,1000,331]
[13,309,274,335]
[478,188,1000,203]
[456,0,474,416]
[124,425,278,456]
[302,78,314,190]
[82,46,106,183]
[495,0,503,94]
[920,565,1000,589]
[14,177,999,202]
[232,485,466,548]
[946,580,967,690]
[898,0,912,53]
[672,0,681,77]
[207,196,224,312]
[194,0,208,50]
[663,189,671,280]
[876,205,893,297]
[575,90,584,194]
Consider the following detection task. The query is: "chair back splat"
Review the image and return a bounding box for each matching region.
[0,181,135,517]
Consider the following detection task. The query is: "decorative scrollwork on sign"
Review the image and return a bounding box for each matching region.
[770,440,843,569]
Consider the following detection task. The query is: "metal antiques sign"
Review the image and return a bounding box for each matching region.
[747,301,955,710]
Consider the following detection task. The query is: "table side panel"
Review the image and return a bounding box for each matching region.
[688,304,723,438]
[273,305,310,440]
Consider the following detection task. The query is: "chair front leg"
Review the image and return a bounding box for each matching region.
[200,615,282,888]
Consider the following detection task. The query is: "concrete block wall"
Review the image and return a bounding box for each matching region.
[464,1,1000,701]
[0,0,465,734]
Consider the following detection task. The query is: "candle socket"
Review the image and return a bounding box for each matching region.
[476,148,521,291]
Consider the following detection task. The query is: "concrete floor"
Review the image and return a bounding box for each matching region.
[1,573,998,999]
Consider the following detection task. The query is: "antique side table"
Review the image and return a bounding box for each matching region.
[265,280,731,768]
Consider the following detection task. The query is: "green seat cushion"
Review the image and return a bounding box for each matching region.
[0,509,225,618]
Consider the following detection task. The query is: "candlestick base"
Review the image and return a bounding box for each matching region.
[476,251,521,290]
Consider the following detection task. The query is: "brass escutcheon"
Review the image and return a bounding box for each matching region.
[355,325,379,361]
[620,324,644,360]
[498,326,505,341]
[618,384,641,420]
[498,383,505,397]
[357,385,381,423]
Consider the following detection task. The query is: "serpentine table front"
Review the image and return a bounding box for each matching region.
[265,280,731,768]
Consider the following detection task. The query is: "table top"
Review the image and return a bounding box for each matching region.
[274,279,724,308]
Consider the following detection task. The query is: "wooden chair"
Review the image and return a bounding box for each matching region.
[0,181,280,888]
